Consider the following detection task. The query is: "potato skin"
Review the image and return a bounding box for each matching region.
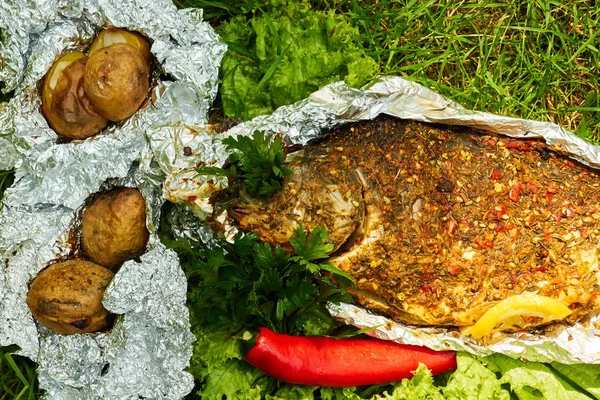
[42,56,108,139]
[82,188,149,270]
[26,260,114,335]
[83,43,150,122]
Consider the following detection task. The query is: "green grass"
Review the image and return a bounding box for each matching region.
[0,346,40,400]
[177,0,600,142]
[0,170,14,200]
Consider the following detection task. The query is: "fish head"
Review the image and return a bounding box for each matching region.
[228,149,366,254]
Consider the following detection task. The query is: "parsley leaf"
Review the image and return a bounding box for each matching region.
[221,131,293,198]
[290,224,355,285]
[195,131,292,198]
[179,223,353,336]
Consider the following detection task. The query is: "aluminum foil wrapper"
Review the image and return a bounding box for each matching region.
[163,75,600,365]
[0,0,226,398]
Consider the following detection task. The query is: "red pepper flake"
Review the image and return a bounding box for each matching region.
[494,222,506,233]
[505,140,532,152]
[531,266,548,273]
[475,238,487,249]
[444,160,452,170]
[419,283,434,294]
[553,213,562,222]
[187,195,197,202]
[508,183,521,202]
[447,219,457,234]
[475,238,494,249]
[480,137,498,147]
[527,183,539,193]
[566,208,575,218]
[447,265,461,275]
[490,171,502,180]
[545,191,555,203]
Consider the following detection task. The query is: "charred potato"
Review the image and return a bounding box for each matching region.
[26,260,114,335]
[42,52,108,139]
[83,43,151,122]
[82,188,150,270]
[89,27,152,65]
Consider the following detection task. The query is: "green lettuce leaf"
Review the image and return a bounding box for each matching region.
[200,359,264,400]
[443,353,510,400]
[550,363,600,399]
[485,354,592,400]
[218,1,379,120]
[373,364,445,400]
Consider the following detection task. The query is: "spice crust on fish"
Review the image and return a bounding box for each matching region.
[229,117,600,331]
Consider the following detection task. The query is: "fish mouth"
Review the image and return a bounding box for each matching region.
[229,204,252,220]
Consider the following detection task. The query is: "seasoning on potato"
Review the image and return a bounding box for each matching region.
[41,52,108,139]
[83,42,151,122]
[26,260,115,335]
[81,188,150,271]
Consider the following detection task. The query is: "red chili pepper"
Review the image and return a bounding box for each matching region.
[490,171,502,180]
[244,327,457,387]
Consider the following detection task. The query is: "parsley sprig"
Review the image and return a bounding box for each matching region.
[197,131,292,198]
[178,224,353,336]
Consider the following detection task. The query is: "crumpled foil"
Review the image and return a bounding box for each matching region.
[162,75,600,365]
[0,0,226,398]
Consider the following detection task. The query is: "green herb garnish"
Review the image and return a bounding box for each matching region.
[184,224,352,335]
[197,131,292,198]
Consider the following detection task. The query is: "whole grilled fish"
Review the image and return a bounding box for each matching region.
[227,117,600,330]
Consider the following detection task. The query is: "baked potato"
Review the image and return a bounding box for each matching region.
[41,52,108,139]
[83,43,151,122]
[26,260,114,335]
[81,188,150,270]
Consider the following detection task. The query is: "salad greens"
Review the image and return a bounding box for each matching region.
[217,0,379,120]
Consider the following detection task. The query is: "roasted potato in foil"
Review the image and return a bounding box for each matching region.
[82,188,149,271]
[26,260,114,335]
[83,42,151,122]
[41,52,108,139]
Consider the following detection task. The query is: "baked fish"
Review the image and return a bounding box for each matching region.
[227,117,600,332]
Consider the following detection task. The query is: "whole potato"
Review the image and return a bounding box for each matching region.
[26,260,114,335]
[83,43,150,122]
[42,53,108,139]
[82,188,149,270]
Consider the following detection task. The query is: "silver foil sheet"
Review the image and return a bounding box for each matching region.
[0,0,226,398]
[163,75,600,365]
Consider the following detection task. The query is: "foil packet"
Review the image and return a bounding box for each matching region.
[0,0,226,398]
[162,75,600,365]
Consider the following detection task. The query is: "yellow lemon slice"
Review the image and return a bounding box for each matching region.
[460,294,572,339]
